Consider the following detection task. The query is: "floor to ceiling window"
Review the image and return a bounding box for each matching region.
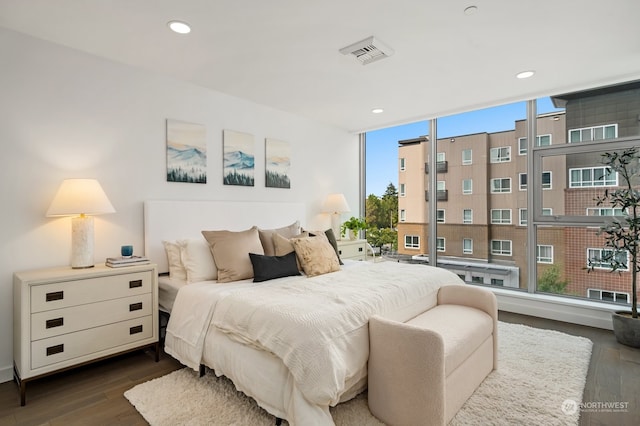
[368,79,640,308]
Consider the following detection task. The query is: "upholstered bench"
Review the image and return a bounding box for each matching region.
[368,285,498,426]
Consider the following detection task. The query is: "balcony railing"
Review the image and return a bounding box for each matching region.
[424,161,448,174]
[425,189,449,201]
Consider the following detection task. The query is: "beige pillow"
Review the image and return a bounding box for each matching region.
[292,235,341,277]
[162,240,187,281]
[180,238,218,282]
[258,221,301,256]
[273,232,308,270]
[202,227,264,283]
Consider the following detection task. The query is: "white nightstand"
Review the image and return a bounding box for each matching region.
[13,263,159,406]
[337,239,367,261]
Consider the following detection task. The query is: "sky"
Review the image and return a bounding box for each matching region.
[365,97,563,197]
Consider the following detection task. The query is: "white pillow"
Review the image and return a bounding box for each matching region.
[162,240,187,281]
[179,238,218,283]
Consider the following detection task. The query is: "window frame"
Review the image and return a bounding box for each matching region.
[462,179,472,195]
[404,235,420,249]
[463,238,473,254]
[490,209,512,225]
[463,209,473,224]
[491,239,512,256]
[490,178,511,193]
[536,245,554,263]
[490,146,511,163]
[462,149,472,165]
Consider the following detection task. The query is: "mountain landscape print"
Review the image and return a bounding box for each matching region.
[265,138,291,188]
[166,119,207,183]
[223,130,255,186]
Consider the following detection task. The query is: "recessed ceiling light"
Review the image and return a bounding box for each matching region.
[464,6,478,15]
[168,21,191,34]
[372,108,384,114]
[516,70,535,79]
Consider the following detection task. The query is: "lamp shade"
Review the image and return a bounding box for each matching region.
[322,193,351,214]
[46,179,116,217]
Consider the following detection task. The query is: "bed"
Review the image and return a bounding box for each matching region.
[144,200,464,425]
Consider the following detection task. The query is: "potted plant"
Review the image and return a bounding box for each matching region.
[341,217,367,240]
[588,147,640,347]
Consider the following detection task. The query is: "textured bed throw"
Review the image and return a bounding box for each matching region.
[125,322,593,426]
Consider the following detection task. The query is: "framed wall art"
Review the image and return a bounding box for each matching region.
[223,129,255,186]
[265,138,291,189]
[166,119,207,183]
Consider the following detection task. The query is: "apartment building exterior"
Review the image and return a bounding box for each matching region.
[397,81,640,304]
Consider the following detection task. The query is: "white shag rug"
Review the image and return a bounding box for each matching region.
[125,322,592,425]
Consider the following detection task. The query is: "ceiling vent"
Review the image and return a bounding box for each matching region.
[339,36,394,65]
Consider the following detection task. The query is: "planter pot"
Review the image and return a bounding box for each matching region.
[612,311,640,348]
[348,230,357,240]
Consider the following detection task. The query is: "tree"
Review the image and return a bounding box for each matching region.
[365,194,383,228]
[537,265,568,294]
[381,183,398,229]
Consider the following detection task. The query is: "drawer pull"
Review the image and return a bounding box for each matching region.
[46,344,64,356]
[130,325,143,335]
[46,317,64,329]
[45,291,64,302]
[129,302,143,312]
[358,247,363,252]
[338,250,343,255]
[129,279,143,289]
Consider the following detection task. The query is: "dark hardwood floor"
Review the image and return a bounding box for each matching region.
[0,312,638,425]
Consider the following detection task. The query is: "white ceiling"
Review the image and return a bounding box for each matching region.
[1,0,639,133]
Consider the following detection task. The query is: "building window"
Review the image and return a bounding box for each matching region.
[436,152,446,162]
[542,171,552,189]
[436,209,445,223]
[437,180,446,191]
[519,209,527,226]
[519,173,527,191]
[463,209,473,224]
[569,167,617,187]
[400,158,406,171]
[588,288,629,304]
[399,183,405,197]
[399,209,406,222]
[586,207,625,216]
[491,178,511,193]
[463,238,473,254]
[491,209,512,224]
[569,124,617,143]
[491,240,512,256]
[471,276,484,284]
[518,134,552,155]
[490,146,511,163]
[520,172,551,190]
[405,235,420,249]
[462,179,472,194]
[491,278,504,286]
[587,248,628,270]
[462,149,472,165]
[436,237,445,252]
[537,245,554,263]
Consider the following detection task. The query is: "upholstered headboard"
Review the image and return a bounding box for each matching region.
[144,200,306,274]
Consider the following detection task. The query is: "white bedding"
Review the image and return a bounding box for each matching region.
[158,275,186,313]
[165,260,463,425]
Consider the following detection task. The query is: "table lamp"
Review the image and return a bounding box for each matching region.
[46,179,116,268]
[322,193,351,240]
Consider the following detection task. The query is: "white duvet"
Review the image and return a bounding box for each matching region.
[165,261,462,420]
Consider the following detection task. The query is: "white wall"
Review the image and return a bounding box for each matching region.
[0,28,360,383]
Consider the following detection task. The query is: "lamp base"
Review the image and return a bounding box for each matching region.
[331,214,342,241]
[71,216,95,268]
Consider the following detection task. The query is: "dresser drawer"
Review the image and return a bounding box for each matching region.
[31,315,153,370]
[31,271,152,313]
[31,293,153,341]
